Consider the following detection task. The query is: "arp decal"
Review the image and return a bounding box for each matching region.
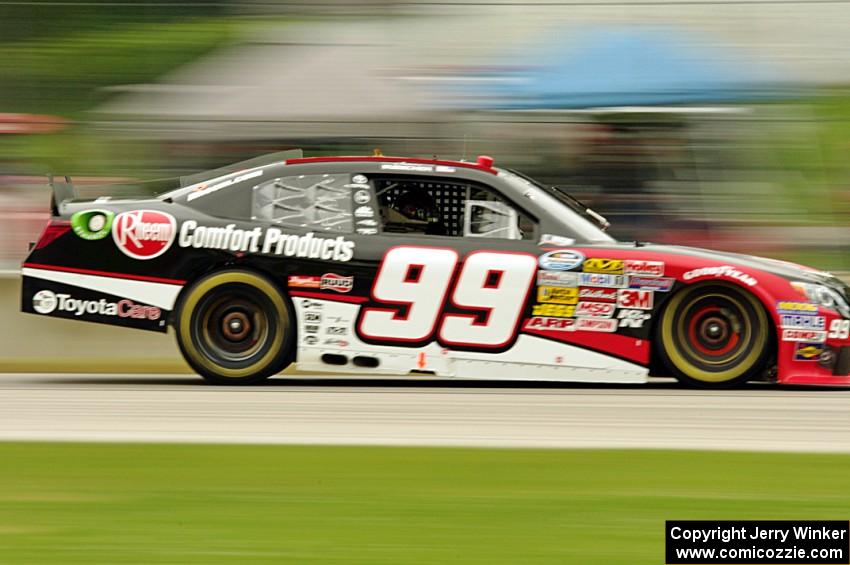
[537,286,578,305]
[683,265,757,287]
[623,260,664,277]
[539,250,584,271]
[112,210,177,260]
[523,317,576,332]
[794,342,825,361]
[617,289,653,310]
[582,258,624,274]
[71,209,114,241]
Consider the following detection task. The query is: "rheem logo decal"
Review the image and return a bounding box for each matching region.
[112,210,177,260]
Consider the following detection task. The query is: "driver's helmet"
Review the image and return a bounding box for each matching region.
[391,190,442,224]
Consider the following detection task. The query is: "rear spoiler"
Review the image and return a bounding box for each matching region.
[48,174,76,216]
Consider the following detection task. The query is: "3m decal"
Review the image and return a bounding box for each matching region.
[780,315,826,330]
[781,329,827,343]
[578,287,617,302]
[629,276,674,292]
[71,209,114,241]
[537,286,578,305]
[575,318,618,332]
[794,342,825,361]
[623,260,664,277]
[112,210,177,260]
[539,250,584,271]
[537,270,578,288]
[828,319,850,339]
[579,273,628,288]
[617,289,653,310]
[683,266,757,287]
[359,248,536,348]
[583,258,624,274]
[776,301,818,315]
[574,302,615,318]
[179,222,355,261]
[532,304,576,318]
[618,309,651,328]
[523,317,576,332]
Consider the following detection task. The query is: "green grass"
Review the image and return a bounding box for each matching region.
[1,444,850,563]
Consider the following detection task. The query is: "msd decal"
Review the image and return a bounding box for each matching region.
[574,302,615,318]
[617,289,653,310]
[112,210,177,260]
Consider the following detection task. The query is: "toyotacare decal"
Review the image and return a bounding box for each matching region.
[582,258,624,274]
[71,209,114,241]
[539,250,584,271]
[623,260,664,277]
[179,221,355,262]
[682,265,757,287]
[537,286,578,305]
[112,210,177,260]
[31,289,161,320]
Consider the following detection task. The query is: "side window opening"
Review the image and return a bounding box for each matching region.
[375,177,535,240]
[253,173,356,233]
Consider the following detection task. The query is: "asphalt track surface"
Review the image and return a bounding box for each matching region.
[2,373,850,452]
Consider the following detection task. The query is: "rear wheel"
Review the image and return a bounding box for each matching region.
[656,282,770,388]
[175,270,294,385]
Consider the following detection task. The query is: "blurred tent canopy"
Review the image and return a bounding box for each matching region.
[451,27,791,110]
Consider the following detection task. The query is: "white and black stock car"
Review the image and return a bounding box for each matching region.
[21,151,850,387]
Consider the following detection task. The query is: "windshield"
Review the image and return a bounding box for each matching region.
[499,169,615,243]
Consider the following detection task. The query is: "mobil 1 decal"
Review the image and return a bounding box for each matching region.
[24,279,167,332]
[356,246,537,351]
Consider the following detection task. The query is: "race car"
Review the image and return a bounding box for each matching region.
[20,150,850,387]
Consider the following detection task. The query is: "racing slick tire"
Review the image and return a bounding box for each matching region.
[656,282,771,388]
[175,270,295,385]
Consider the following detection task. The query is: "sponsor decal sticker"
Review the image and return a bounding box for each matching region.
[780,315,826,330]
[575,318,618,332]
[356,228,378,235]
[537,270,579,288]
[539,250,584,271]
[523,317,576,332]
[538,234,575,247]
[357,219,378,227]
[794,342,825,361]
[574,301,615,318]
[326,326,347,335]
[352,174,368,184]
[629,276,674,292]
[187,169,263,202]
[380,163,435,172]
[776,301,818,315]
[304,312,321,323]
[179,222,355,262]
[617,289,654,310]
[782,329,827,343]
[288,275,320,289]
[112,210,177,260]
[71,209,114,241]
[624,260,664,277]
[583,258,624,274]
[618,309,651,328]
[579,273,628,288]
[324,338,349,347]
[32,290,160,320]
[531,304,575,318]
[537,286,578,305]
[578,287,617,302]
[304,324,320,334]
[304,335,319,345]
[682,265,757,287]
[354,189,371,204]
[321,273,353,293]
[301,299,323,309]
[354,205,374,218]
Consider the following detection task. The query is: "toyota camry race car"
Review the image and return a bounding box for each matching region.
[21,151,850,387]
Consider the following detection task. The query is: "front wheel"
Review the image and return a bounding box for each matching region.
[175,270,294,385]
[656,282,771,388]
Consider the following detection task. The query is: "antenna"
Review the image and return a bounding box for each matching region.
[462,134,468,162]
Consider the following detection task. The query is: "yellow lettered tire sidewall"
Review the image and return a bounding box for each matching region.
[178,271,288,379]
[660,283,768,384]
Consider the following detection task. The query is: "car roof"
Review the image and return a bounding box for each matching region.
[284,155,498,175]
